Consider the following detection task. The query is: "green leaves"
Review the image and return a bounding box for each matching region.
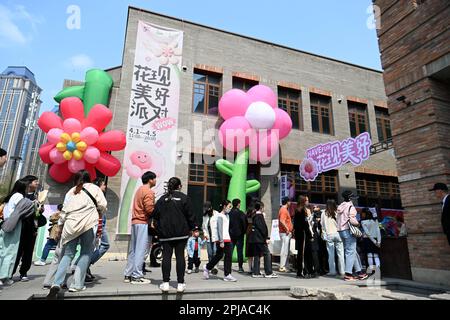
[246,180,260,194]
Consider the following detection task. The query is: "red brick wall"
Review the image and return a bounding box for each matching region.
[374,0,450,274]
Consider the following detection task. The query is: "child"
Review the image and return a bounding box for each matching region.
[34,204,63,266]
[361,208,382,275]
[186,227,206,274]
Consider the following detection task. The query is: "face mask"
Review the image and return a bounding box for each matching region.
[225,208,231,214]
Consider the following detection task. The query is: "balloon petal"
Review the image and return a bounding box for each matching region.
[47,128,64,144]
[218,89,251,120]
[272,108,293,139]
[68,159,86,173]
[80,127,99,145]
[218,117,252,152]
[247,85,278,109]
[249,130,279,164]
[85,163,97,181]
[95,152,121,176]
[38,112,63,133]
[82,104,113,132]
[96,131,126,151]
[49,163,73,183]
[39,142,55,164]
[84,146,100,164]
[60,97,85,123]
[49,148,66,164]
[63,118,82,135]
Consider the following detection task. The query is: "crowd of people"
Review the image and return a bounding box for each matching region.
[1,145,448,297]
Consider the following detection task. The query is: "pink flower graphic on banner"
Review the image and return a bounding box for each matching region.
[218,85,292,164]
[37,97,126,183]
[154,43,182,65]
[155,140,163,148]
[125,151,163,179]
[300,158,319,181]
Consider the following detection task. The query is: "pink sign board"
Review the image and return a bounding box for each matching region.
[300,132,372,181]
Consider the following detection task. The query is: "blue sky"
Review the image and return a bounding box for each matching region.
[0,0,381,114]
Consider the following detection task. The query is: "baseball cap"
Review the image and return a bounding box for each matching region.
[429,183,448,192]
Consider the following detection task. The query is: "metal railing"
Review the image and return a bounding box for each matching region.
[370,137,394,155]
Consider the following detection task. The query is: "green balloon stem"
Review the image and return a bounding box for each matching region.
[117,178,137,235]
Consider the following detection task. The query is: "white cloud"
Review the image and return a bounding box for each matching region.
[66,54,95,70]
[0,4,43,47]
[0,5,28,45]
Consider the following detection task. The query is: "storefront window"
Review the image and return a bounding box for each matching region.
[356,173,403,209]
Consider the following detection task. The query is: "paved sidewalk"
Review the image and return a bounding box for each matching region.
[0,260,347,300]
[1,260,448,300]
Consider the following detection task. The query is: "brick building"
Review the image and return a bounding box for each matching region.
[45,7,401,259]
[373,0,450,285]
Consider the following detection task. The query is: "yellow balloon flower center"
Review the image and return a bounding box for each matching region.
[57,132,87,161]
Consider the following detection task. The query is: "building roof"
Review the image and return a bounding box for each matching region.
[128,6,383,74]
[1,66,37,84]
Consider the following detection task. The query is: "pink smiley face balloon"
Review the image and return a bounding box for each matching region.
[130,151,152,170]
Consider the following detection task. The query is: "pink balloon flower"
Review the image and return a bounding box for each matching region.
[300,158,319,181]
[38,97,127,183]
[218,85,293,163]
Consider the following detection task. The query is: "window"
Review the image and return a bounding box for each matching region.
[310,93,333,135]
[278,87,303,130]
[281,164,338,204]
[232,77,258,92]
[376,107,392,142]
[0,93,11,121]
[193,70,222,116]
[348,101,369,138]
[356,173,403,209]
[188,154,228,224]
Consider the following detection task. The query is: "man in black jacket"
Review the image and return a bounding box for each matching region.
[429,183,450,245]
[229,199,247,273]
[153,177,198,293]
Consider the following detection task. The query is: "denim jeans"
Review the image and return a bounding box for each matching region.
[231,236,245,268]
[40,239,58,262]
[279,233,292,269]
[339,229,362,275]
[90,223,110,265]
[53,229,95,289]
[325,233,345,275]
[206,241,217,263]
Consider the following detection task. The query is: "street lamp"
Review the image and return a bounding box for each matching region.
[8,156,22,192]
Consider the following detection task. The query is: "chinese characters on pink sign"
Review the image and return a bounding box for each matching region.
[300,132,372,181]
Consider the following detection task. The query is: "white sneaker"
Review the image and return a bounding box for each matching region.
[177,283,186,293]
[223,274,237,282]
[159,282,170,293]
[4,278,14,285]
[203,265,210,279]
[34,260,46,266]
[186,269,192,274]
[68,286,86,293]
[130,277,151,284]
[264,273,278,278]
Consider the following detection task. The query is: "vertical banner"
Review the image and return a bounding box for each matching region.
[117,21,184,234]
[280,175,288,205]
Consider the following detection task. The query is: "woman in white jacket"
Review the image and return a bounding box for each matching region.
[203,200,236,282]
[361,208,382,274]
[202,202,218,275]
[321,199,345,277]
[47,170,106,299]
